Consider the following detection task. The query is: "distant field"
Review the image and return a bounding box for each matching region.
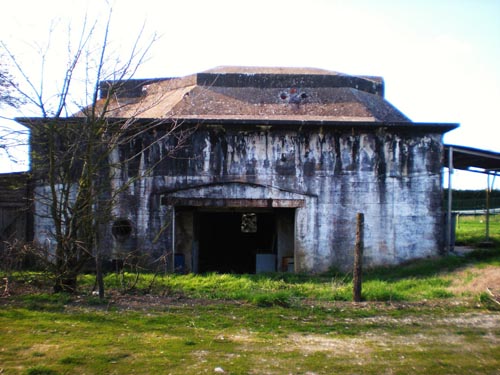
[455,213,499,245]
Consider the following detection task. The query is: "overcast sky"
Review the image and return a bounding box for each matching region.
[1,0,499,189]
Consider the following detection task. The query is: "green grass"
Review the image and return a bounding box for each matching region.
[0,216,499,374]
[455,213,500,245]
[71,246,500,305]
[20,293,72,312]
[1,295,499,374]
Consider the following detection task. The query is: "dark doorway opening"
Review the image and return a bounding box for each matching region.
[198,211,276,274]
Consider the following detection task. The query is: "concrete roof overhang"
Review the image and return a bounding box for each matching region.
[16,116,458,135]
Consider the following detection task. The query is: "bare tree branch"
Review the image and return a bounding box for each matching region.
[6,7,193,294]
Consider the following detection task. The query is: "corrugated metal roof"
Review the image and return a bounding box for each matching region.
[444,145,500,174]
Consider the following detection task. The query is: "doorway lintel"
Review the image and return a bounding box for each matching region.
[165,197,304,208]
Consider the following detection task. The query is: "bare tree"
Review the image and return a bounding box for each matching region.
[0,54,24,109]
[2,9,190,295]
[0,53,28,164]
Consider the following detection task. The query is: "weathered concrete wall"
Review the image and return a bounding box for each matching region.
[99,123,445,272]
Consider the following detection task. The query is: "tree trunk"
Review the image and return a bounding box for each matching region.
[96,253,105,299]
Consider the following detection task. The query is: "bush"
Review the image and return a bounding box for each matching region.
[0,240,51,272]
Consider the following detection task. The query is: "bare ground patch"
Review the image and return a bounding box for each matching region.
[286,333,370,355]
[449,264,500,297]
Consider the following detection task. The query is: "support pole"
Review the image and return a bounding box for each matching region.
[447,146,454,253]
[353,213,364,303]
[486,173,491,242]
[171,206,176,273]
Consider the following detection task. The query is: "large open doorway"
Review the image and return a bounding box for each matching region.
[197,211,276,274]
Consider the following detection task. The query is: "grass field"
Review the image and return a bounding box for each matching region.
[0,215,499,374]
[455,213,500,245]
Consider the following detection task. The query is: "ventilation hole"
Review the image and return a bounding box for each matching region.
[280,92,288,100]
[112,219,133,239]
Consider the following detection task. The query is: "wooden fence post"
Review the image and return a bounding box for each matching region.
[353,212,364,302]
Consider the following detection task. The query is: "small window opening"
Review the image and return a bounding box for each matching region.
[241,213,257,233]
[112,219,133,239]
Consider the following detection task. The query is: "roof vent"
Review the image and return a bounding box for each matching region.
[279,88,309,104]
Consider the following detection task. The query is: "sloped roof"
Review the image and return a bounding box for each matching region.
[87,66,411,123]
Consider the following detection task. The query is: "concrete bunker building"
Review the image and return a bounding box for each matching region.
[24,66,458,273]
